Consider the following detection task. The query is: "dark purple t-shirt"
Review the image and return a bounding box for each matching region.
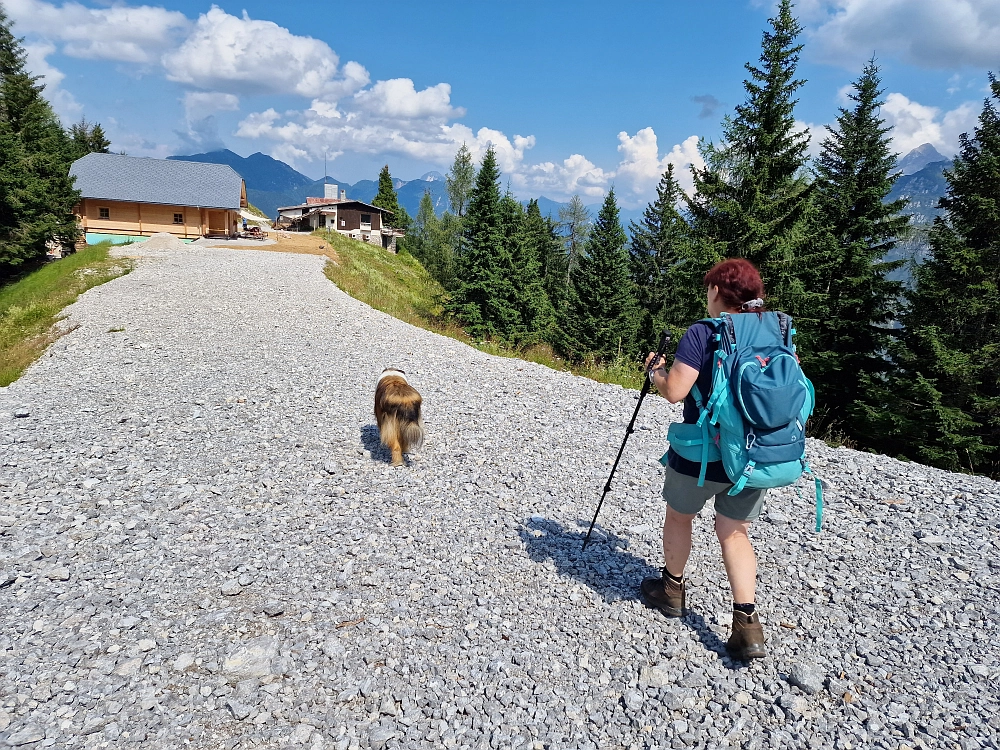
[666,320,730,483]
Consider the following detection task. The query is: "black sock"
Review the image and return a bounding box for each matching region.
[733,602,756,615]
[663,568,683,584]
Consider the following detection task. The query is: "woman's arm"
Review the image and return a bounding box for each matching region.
[646,356,699,404]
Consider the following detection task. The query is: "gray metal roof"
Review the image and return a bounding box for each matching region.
[69,153,244,210]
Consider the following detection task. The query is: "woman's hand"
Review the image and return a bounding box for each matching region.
[645,353,699,404]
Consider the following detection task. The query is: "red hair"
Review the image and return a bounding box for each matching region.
[704,258,766,312]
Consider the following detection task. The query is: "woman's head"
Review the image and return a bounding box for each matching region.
[704,258,766,315]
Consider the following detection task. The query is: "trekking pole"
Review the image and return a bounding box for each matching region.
[582,330,670,550]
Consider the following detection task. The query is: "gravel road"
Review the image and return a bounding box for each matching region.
[1,243,998,750]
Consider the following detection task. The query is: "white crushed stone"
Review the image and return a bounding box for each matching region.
[0,245,998,748]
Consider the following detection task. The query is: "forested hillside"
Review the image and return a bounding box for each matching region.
[400,1,999,478]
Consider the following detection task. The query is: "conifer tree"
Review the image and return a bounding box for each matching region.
[689,0,812,308]
[799,60,909,438]
[561,188,637,361]
[446,143,475,218]
[446,147,520,340]
[371,164,410,231]
[408,190,438,265]
[502,194,554,345]
[523,199,567,317]
[431,211,460,289]
[629,164,712,350]
[558,195,591,288]
[860,75,1000,476]
[0,6,79,279]
[68,117,111,160]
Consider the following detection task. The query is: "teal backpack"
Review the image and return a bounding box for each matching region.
[662,311,824,531]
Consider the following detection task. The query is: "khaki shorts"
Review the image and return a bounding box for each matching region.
[662,465,767,521]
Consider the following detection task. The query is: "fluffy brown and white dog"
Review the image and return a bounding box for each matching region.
[374,368,425,466]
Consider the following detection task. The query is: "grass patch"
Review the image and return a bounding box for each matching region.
[319,229,648,391]
[0,243,131,386]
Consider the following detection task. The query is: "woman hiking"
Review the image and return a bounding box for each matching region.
[641,258,770,660]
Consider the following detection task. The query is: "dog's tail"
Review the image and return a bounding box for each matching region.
[400,416,425,454]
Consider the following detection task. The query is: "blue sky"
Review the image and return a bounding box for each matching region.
[9,0,999,206]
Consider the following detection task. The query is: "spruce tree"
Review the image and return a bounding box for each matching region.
[408,190,437,265]
[861,75,1000,476]
[800,60,909,438]
[0,6,79,279]
[502,194,553,345]
[446,147,520,340]
[561,188,637,361]
[68,117,111,160]
[629,164,712,351]
[371,164,410,231]
[689,0,812,308]
[431,211,459,290]
[409,190,456,289]
[523,199,567,318]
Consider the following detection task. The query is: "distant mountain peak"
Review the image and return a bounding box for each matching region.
[898,143,947,175]
[419,171,446,182]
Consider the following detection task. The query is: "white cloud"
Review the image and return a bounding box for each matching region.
[793,120,829,159]
[613,129,705,202]
[516,154,610,200]
[809,0,1000,69]
[235,81,520,170]
[7,0,190,64]
[882,93,979,155]
[355,79,463,120]
[22,41,81,121]
[162,7,359,97]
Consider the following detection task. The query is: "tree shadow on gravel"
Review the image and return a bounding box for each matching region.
[519,517,744,668]
[359,424,393,464]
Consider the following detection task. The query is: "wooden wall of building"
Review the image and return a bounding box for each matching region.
[77,198,237,238]
[337,207,381,232]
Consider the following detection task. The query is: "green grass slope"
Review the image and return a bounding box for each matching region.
[319,230,644,389]
[0,244,131,385]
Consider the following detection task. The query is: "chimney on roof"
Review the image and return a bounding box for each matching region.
[340,189,346,201]
[324,182,338,200]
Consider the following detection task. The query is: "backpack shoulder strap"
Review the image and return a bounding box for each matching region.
[776,312,793,347]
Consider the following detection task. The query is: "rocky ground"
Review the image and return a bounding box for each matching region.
[0,243,998,750]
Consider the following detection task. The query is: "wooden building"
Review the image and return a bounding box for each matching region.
[70,153,247,245]
[276,194,403,251]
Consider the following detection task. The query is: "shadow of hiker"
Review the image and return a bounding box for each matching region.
[518,516,745,668]
[517,516,660,604]
[360,424,392,464]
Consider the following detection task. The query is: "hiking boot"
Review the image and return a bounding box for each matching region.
[640,572,685,617]
[727,610,767,660]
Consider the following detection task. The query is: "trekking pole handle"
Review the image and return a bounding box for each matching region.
[647,330,670,377]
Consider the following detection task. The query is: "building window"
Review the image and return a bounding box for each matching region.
[173,213,183,224]
[98,207,110,220]
[340,219,346,227]
[360,213,372,229]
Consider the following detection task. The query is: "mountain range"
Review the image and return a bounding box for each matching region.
[882,147,952,278]
[168,149,644,227]
[170,145,949,260]
[168,149,450,219]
